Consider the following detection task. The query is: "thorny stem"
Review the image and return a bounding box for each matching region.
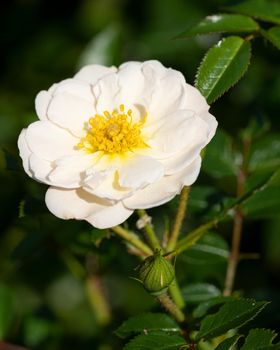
[111,226,153,256]
[223,137,250,296]
[137,209,162,251]
[167,186,190,252]
[157,293,185,323]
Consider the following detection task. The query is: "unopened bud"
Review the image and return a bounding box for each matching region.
[138,250,175,296]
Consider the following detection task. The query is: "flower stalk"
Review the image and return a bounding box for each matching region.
[168,279,185,309]
[111,226,153,256]
[137,209,162,251]
[157,293,185,323]
[167,186,190,252]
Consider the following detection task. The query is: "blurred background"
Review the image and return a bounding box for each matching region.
[0,0,280,349]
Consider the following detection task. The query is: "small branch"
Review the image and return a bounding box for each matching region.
[86,276,111,326]
[168,279,185,309]
[137,209,161,251]
[111,226,153,256]
[239,252,260,260]
[223,136,250,296]
[223,206,243,296]
[157,293,185,323]
[167,187,190,252]
[174,218,219,256]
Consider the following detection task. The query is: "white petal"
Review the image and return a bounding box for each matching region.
[29,154,54,183]
[175,156,202,187]
[74,65,117,84]
[18,129,32,176]
[45,187,108,219]
[198,111,218,141]
[35,91,52,120]
[123,157,202,209]
[25,121,78,161]
[52,79,94,103]
[84,171,132,201]
[117,62,152,108]
[47,92,95,136]
[184,83,210,114]
[118,155,164,189]
[86,201,133,229]
[146,110,209,153]
[47,153,98,188]
[123,178,177,210]
[148,68,186,119]
[45,187,133,229]
[93,73,120,114]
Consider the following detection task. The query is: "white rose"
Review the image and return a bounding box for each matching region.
[18,60,217,229]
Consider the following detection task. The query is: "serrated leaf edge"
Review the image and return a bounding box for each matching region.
[196,299,269,341]
[195,36,252,104]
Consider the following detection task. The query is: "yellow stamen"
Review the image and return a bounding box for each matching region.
[77,105,147,155]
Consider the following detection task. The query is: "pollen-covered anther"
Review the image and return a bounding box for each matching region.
[77,105,146,154]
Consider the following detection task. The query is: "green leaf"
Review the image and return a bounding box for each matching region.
[261,26,280,50]
[181,283,221,305]
[178,14,259,38]
[226,0,280,25]
[123,332,186,350]
[115,313,180,339]
[195,36,251,104]
[193,296,234,318]
[241,329,279,350]
[248,134,280,172]
[242,170,280,218]
[215,335,242,350]
[196,299,268,341]
[0,284,15,340]
[202,130,238,178]
[182,233,229,265]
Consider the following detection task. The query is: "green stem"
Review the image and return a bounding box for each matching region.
[174,218,219,255]
[111,226,153,256]
[157,293,185,323]
[86,276,111,326]
[169,279,185,309]
[167,186,190,252]
[137,209,161,251]
[223,136,250,296]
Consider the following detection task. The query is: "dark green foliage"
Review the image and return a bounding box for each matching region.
[196,299,268,340]
[215,335,242,350]
[226,0,280,25]
[123,332,186,350]
[195,36,251,103]
[115,313,180,338]
[1,0,280,349]
[0,285,15,340]
[241,329,280,349]
[261,27,280,50]
[178,14,259,38]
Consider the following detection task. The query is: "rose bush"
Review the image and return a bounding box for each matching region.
[18,60,217,228]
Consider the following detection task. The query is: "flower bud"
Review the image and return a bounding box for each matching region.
[138,250,175,296]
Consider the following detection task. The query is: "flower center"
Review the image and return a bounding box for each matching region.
[77,104,147,154]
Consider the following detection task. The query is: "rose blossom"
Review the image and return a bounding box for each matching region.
[18,60,217,228]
